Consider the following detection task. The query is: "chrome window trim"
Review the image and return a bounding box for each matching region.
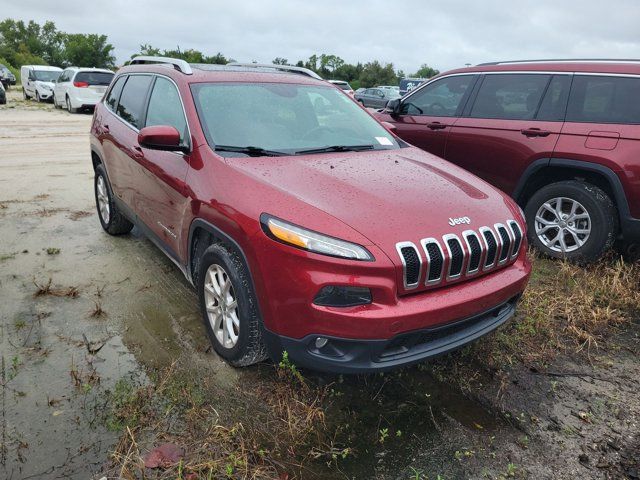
[395,241,422,290]
[420,237,445,285]
[495,223,512,265]
[443,234,465,280]
[507,220,522,260]
[479,227,498,271]
[462,230,482,276]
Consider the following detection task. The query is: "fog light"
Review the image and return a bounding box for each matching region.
[313,285,372,307]
[315,337,329,349]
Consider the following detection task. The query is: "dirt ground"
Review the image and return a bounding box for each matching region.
[0,88,638,479]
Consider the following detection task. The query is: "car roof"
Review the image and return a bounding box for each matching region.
[442,59,640,76]
[117,62,328,86]
[25,65,63,71]
[69,67,114,73]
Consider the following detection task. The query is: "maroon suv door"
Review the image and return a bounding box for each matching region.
[377,74,477,158]
[444,73,571,195]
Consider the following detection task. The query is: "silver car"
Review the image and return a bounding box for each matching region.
[354,87,400,108]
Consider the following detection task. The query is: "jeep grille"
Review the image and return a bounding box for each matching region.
[396,220,523,292]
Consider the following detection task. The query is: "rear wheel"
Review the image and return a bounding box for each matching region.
[94,164,133,235]
[525,180,617,263]
[197,243,268,367]
[66,96,77,113]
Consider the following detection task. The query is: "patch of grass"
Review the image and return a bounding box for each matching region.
[34,278,79,298]
[46,247,60,255]
[0,252,17,262]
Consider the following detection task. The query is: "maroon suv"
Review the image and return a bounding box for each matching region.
[378,60,640,263]
[89,57,530,373]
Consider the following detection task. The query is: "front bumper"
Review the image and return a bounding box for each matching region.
[265,295,520,373]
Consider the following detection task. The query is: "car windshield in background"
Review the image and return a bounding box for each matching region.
[191,82,400,156]
[75,71,114,86]
[334,82,352,91]
[34,70,61,82]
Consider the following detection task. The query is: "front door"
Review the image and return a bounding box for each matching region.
[377,74,477,158]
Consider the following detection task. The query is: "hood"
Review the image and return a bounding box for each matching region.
[35,81,54,89]
[227,147,522,257]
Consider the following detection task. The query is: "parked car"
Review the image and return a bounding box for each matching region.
[53,67,114,113]
[0,64,16,88]
[378,59,640,263]
[21,65,62,102]
[354,87,400,108]
[379,85,400,93]
[399,77,426,96]
[90,56,530,373]
[0,81,6,105]
[328,79,354,96]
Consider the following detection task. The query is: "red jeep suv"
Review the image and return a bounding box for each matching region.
[89,56,531,373]
[378,60,640,263]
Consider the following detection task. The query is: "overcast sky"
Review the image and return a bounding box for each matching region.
[4,0,640,73]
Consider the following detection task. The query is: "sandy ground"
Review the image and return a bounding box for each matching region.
[0,89,638,479]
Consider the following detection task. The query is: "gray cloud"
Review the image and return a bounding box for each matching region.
[5,0,640,73]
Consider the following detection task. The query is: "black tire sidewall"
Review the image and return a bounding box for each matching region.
[525,181,616,262]
[197,245,256,364]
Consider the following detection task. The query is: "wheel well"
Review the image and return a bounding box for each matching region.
[91,152,101,171]
[517,166,618,212]
[189,226,216,284]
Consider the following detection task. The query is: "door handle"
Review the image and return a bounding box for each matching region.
[427,122,447,130]
[132,146,144,159]
[521,128,551,137]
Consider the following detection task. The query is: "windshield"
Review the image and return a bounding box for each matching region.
[34,70,61,82]
[75,71,114,86]
[191,82,400,155]
[333,82,352,91]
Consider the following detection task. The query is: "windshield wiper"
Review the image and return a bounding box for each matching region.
[294,144,376,155]
[214,145,291,157]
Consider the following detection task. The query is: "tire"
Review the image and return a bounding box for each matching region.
[197,243,268,367]
[36,91,41,102]
[66,96,77,113]
[23,89,29,100]
[525,180,617,263]
[94,164,133,235]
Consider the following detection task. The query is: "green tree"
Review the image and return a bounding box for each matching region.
[358,61,398,88]
[63,33,115,68]
[413,64,439,78]
[272,57,288,65]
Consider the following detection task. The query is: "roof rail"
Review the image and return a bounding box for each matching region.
[130,56,193,75]
[478,58,640,66]
[227,62,323,80]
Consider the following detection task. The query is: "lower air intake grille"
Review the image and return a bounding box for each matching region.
[509,221,522,257]
[446,237,464,277]
[425,241,443,282]
[466,233,482,272]
[497,226,511,262]
[483,229,497,267]
[400,245,421,286]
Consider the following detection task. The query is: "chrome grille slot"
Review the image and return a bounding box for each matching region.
[480,227,498,268]
[463,230,482,274]
[421,238,444,285]
[508,221,523,259]
[396,242,421,289]
[496,224,511,263]
[444,235,464,278]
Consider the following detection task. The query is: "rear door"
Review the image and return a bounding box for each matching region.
[444,73,570,194]
[554,74,640,219]
[378,74,477,158]
[135,76,191,258]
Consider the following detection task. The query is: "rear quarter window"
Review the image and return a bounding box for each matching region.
[75,71,114,86]
[566,75,640,124]
[116,75,153,129]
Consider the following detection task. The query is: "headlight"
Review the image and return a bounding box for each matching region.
[261,215,374,261]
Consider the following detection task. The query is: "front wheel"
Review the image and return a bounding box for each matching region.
[525,180,617,263]
[197,243,268,367]
[94,164,133,235]
[23,89,29,100]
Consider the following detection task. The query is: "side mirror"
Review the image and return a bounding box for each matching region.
[138,125,188,153]
[385,98,402,117]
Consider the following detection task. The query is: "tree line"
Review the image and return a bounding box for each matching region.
[0,18,439,88]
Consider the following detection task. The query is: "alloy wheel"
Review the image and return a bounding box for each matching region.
[203,264,240,349]
[96,175,110,224]
[534,197,591,253]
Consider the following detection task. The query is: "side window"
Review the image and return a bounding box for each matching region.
[145,77,188,143]
[566,75,640,124]
[401,75,474,117]
[116,75,152,129]
[105,75,126,112]
[470,74,550,120]
[536,75,571,121]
